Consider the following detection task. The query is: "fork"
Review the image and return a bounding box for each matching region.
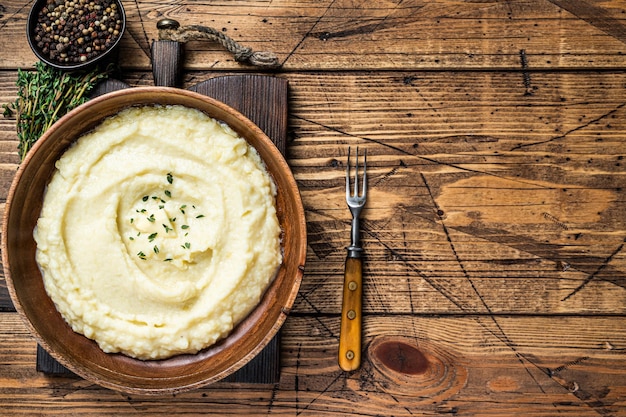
[338,146,367,371]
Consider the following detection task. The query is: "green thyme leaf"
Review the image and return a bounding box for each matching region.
[4,62,113,161]
[148,232,158,242]
[166,172,173,184]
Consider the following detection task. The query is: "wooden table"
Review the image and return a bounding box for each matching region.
[1,1,626,415]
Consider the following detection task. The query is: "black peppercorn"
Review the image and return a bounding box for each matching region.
[33,0,122,66]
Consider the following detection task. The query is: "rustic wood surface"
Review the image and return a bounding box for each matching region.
[1,0,626,415]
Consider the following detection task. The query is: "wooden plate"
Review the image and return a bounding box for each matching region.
[2,87,306,394]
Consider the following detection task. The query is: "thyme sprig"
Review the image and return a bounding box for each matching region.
[2,62,112,160]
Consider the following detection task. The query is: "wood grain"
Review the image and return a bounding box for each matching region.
[2,0,626,71]
[2,313,626,416]
[1,71,626,316]
[1,0,626,414]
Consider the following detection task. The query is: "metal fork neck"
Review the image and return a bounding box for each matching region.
[347,217,363,258]
[346,246,363,258]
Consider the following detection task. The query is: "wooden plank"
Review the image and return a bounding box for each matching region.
[0,0,624,414]
[1,70,625,316]
[1,313,625,415]
[2,0,626,71]
[284,70,626,316]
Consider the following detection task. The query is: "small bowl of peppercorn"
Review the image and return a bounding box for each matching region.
[27,0,126,70]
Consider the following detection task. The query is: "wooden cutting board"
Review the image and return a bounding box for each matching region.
[37,73,289,385]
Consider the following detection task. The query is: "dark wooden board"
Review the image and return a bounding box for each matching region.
[0,283,11,312]
[189,76,288,153]
[35,74,289,385]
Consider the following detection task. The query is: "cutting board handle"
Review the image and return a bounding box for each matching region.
[151,20,184,87]
[151,40,184,87]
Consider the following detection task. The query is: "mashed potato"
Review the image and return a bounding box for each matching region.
[34,105,282,360]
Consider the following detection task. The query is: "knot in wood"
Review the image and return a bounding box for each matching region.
[373,340,429,375]
[366,336,467,402]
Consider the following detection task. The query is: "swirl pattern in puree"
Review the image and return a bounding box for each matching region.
[34,105,282,360]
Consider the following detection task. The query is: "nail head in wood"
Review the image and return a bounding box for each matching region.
[157,18,180,30]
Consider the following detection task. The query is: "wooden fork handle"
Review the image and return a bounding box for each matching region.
[338,256,363,371]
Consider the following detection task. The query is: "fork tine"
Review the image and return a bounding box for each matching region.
[353,147,359,197]
[346,146,368,199]
[346,146,351,198]
[361,149,367,198]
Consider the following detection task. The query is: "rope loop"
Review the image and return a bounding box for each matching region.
[158,21,280,68]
